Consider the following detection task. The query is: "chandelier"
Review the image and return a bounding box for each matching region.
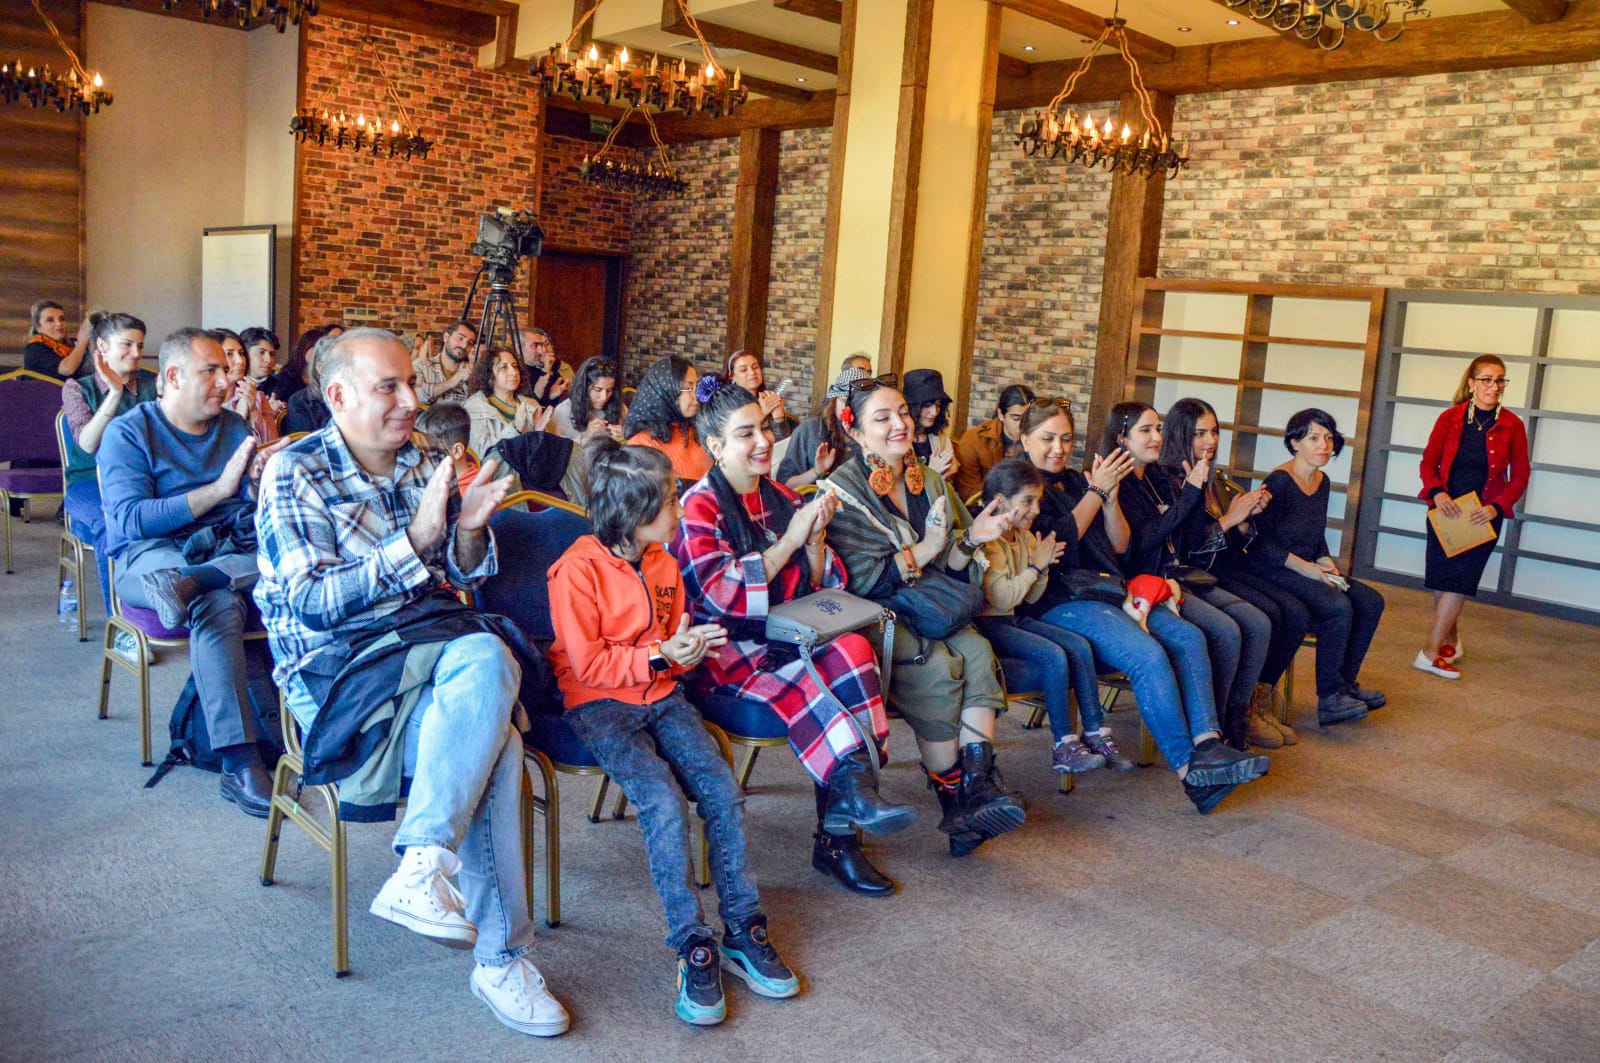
[289,36,432,161]
[531,0,747,118]
[1,1,111,115]
[158,0,317,33]
[1015,13,1187,180]
[579,107,688,198]
[1223,0,1429,50]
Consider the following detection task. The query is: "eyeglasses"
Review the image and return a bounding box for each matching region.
[1472,376,1509,386]
[847,373,899,393]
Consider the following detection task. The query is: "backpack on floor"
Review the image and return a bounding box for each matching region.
[145,639,283,788]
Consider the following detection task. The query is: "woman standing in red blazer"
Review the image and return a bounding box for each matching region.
[1415,354,1530,679]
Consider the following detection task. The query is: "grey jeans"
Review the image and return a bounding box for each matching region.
[566,689,761,950]
[116,544,260,750]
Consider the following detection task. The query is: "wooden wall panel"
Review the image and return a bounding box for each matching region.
[0,0,84,355]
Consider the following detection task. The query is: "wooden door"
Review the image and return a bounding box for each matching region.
[531,252,624,366]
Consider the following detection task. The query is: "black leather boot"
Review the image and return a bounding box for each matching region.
[811,785,894,896]
[820,749,918,836]
[925,764,984,857]
[958,742,1026,840]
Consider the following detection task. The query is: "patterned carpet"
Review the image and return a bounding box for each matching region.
[1,511,1596,1062]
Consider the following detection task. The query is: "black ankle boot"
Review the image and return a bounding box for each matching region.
[811,785,894,895]
[958,742,1026,841]
[925,764,984,857]
[820,750,918,836]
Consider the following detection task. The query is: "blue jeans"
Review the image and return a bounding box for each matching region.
[566,688,761,950]
[63,479,111,610]
[285,632,536,968]
[1143,607,1222,742]
[1039,599,1214,772]
[976,615,1104,741]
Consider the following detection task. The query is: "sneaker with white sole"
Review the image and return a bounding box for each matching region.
[1051,736,1106,774]
[1413,650,1460,680]
[369,845,477,949]
[471,957,570,1037]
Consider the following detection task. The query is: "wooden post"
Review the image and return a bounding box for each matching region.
[726,127,781,360]
[1089,89,1174,438]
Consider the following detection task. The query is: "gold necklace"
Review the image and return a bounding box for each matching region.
[1469,404,1498,432]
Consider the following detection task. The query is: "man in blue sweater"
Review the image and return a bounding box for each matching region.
[99,327,285,816]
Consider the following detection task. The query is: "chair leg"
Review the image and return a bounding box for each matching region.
[1280,667,1294,724]
[137,645,154,768]
[97,626,115,720]
[1139,719,1155,767]
[259,758,293,886]
[519,769,536,927]
[2,495,12,574]
[328,788,349,978]
[587,776,610,823]
[540,758,561,928]
[611,786,628,821]
[734,745,760,790]
[75,543,88,642]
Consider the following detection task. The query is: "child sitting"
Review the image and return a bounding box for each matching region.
[546,438,801,1026]
[972,461,1135,774]
[415,403,484,495]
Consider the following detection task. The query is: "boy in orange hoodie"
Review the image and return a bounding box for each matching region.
[546,439,802,1027]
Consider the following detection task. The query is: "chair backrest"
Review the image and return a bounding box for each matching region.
[501,488,586,517]
[54,410,71,468]
[0,369,66,466]
[479,506,592,643]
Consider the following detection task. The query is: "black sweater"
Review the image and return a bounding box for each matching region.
[1248,468,1331,571]
[1115,466,1205,577]
[1020,467,1125,617]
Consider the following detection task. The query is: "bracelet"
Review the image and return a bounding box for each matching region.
[1027,562,1046,575]
[956,530,977,555]
[900,546,921,581]
[1088,485,1110,503]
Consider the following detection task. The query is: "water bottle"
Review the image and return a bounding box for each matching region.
[58,579,78,627]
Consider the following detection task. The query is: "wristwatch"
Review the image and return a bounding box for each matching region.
[956,530,978,555]
[648,641,670,673]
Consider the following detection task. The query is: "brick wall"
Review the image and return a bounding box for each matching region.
[295,16,542,338]
[620,136,740,382]
[763,126,832,408]
[1160,61,1600,294]
[538,134,634,256]
[974,108,1113,428]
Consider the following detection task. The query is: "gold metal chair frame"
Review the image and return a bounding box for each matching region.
[1021,672,1157,787]
[98,555,192,767]
[500,488,587,516]
[53,411,93,641]
[1278,633,1315,724]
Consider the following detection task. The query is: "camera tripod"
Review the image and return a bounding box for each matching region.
[459,260,525,374]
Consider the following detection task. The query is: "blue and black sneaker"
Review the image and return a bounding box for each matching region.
[675,935,726,1026]
[720,916,800,999]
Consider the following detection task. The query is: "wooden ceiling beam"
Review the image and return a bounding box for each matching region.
[989,0,1176,63]
[1196,0,1320,50]
[314,0,499,47]
[997,52,1031,77]
[661,1,839,74]
[1498,0,1569,22]
[741,73,816,102]
[773,0,842,22]
[996,0,1600,107]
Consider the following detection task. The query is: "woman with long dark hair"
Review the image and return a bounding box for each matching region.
[725,349,797,442]
[1247,409,1386,727]
[824,377,1025,857]
[953,383,1036,500]
[901,369,958,478]
[624,355,711,488]
[673,376,914,895]
[1102,400,1268,752]
[550,356,625,443]
[1014,399,1268,814]
[265,323,342,403]
[1158,397,1308,746]
[1415,354,1529,678]
[775,364,863,490]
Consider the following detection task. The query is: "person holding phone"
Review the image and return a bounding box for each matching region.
[1415,354,1529,679]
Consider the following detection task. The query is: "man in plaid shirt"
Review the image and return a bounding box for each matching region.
[253,328,569,1038]
[410,320,477,405]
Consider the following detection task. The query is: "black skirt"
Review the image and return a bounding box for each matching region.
[1425,514,1501,596]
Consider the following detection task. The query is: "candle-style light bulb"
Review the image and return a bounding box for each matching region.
[587,44,599,64]
[391,119,401,134]
[1103,116,1114,136]
[705,62,716,81]
[357,113,366,127]
[92,72,102,88]
[1082,113,1094,132]
[619,46,630,64]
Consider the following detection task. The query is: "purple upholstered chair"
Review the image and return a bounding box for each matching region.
[0,369,67,573]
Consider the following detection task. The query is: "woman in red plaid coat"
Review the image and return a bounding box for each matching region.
[672,375,917,897]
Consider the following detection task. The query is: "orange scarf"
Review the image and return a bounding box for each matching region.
[28,333,73,360]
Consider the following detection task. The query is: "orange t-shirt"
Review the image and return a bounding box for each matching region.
[626,423,711,483]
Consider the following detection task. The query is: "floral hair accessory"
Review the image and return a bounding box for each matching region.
[695,373,726,405]
[839,404,856,429]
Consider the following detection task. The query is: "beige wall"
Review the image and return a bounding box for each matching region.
[85,6,296,344]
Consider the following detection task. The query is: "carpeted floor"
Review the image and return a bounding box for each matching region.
[2,509,1598,1062]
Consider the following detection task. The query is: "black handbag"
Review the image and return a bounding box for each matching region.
[1164,563,1218,592]
[887,568,984,640]
[1054,568,1127,605]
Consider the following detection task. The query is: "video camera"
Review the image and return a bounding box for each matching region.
[470,207,545,272]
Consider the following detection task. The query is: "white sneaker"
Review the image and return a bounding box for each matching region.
[1413,650,1461,680]
[369,845,477,949]
[471,957,570,1037]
